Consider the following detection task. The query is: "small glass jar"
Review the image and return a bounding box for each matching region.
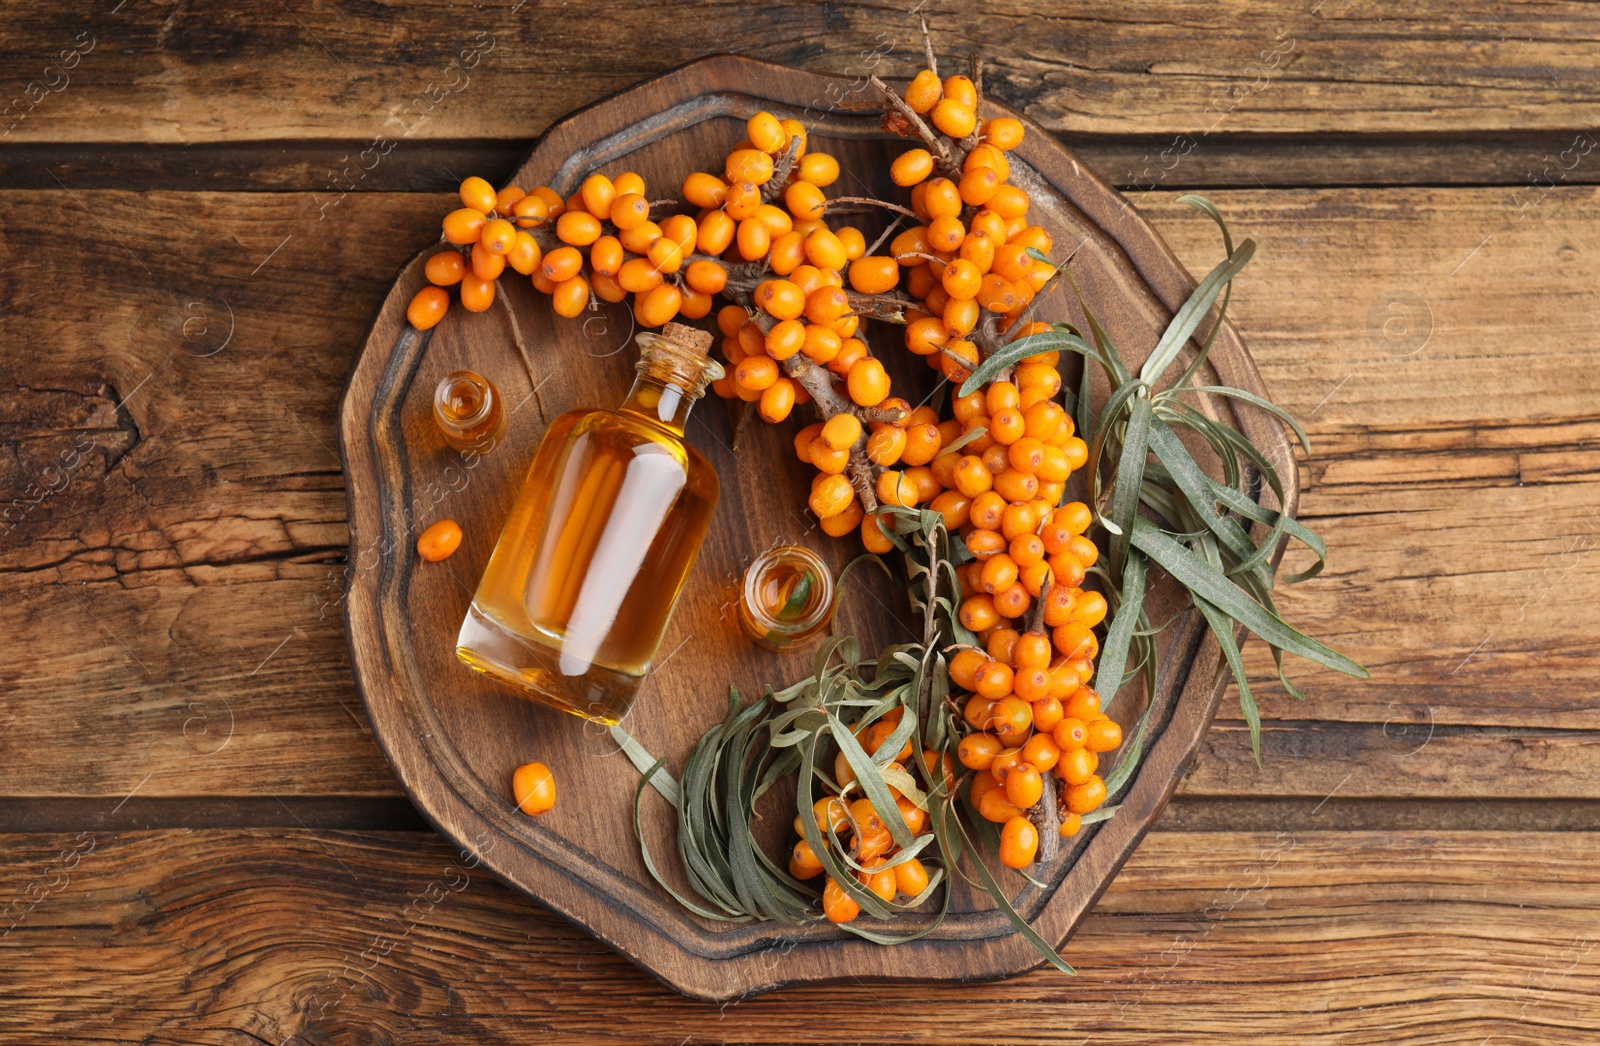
[739,545,835,650]
[433,369,505,452]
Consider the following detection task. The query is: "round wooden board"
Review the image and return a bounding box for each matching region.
[338,56,1294,1001]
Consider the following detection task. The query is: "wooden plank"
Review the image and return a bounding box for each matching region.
[2,829,1597,1041]
[2,186,1596,804]
[8,131,1600,193]
[2,0,1597,150]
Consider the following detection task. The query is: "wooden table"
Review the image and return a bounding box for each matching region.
[3,3,1597,1041]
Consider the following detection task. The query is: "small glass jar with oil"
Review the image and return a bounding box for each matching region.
[738,545,835,649]
[433,370,505,452]
[456,323,723,724]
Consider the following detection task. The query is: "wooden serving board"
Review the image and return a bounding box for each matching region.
[338,56,1293,1001]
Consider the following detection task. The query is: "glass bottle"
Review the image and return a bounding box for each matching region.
[433,370,505,452]
[738,545,835,650]
[456,323,724,724]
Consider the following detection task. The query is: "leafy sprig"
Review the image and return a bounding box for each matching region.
[962,193,1367,759]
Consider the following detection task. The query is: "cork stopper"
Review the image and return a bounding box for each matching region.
[635,322,723,398]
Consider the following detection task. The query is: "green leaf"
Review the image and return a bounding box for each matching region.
[1096,551,1146,711]
[1140,239,1256,387]
[958,329,1107,397]
[610,724,681,808]
[780,569,814,619]
[1145,417,1273,591]
[1128,517,1368,678]
[1193,595,1263,764]
[1108,394,1153,574]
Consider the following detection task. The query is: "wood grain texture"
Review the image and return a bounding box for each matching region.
[3,828,1597,1044]
[3,0,1598,149]
[2,187,1596,805]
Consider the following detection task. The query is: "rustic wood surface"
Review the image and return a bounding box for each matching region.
[2,0,1598,1039]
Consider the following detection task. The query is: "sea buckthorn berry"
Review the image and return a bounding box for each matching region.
[866,425,907,466]
[1066,775,1107,816]
[1054,717,1089,752]
[779,118,808,155]
[460,274,496,312]
[1057,745,1096,788]
[442,207,487,245]
[800,152,841,186]
[861,510,896,554]
[549,275,588,317]
[927,216,966,252]
[828,336,868,377]
[458,176,496,214]
[471,242,505,281]
[1011,225,1053,255]
[923,177,963,220]
[990,746,1024,785]
[999,816,1039,868]
[685,259,728,295]
[903,315,950,356]
[541,245,583,283]
[928,490,971,531]
[511,194,551,229]
[1014,632,1052,670]
[972,665,1011,703]
[512,760,557,815]
[759,375,798,423]
[969,490,1006,532]
[611,171,645,197]
[1022,732,1061,773]
[800,324,842,364]
[726,148,775,185]
[876,469,918,508]
[835,227,866,261]
[574,174,613,220]
[1004,763,1044,809]
[1065,688,1102,725]
[987,626,1021,664]
[1074,590,1109,628]
[959,166,1001,207]
[904,69,943,113]
[989,695,1033,737]
[723,178,761,221]
[683,171,729,209]
[900,423,942,467]
[931,98,977,138]
[976,779,1022,823]
[823,876,861,924]
[1037,444,1071,484]
[895,856,931,898]
[941,258,983,300]
[847,357,891,407]
[960,594,1001,634]
[494,184,525,211]
[1000,501,1039,542]
[609,192,651,231]
[821,414,863,451]
[646,236,684,274]
[989,183,1030,219]
[1013,665,1051,704]
[1086,718,1123,753]
[980,554,1019,595]
[1008,436,1047,475]
[696,209,736,254]
[617,257,664,294]
[805,229,849,270]
[754,203,793,236]
[858,860,898,902]
[1056,501,1094,535]
[1054,620,1098,663]
[950,648,988,691]
[507,232,543,275]
[1062,436,1090,471]
[555,210,601,247]
[988,408,1025,446]
[763,319,805,361]
[785,180,827,223]
[425,251,467,287]
[985,116,1025,150]
[755,279,806,320]
[1048,552,1086,590]
[735,355,779,393]
[407,286,450,330]
[890,147,935,187]
[1032,694,1065,734]
[993,469,1039,504]
[805,285,851,325]
[954,455,994,498]
[789,839,824,880]
[965,528,1007,561]
[681,287,714,320]
[617,219,662,257]
[993,582,1030,620]
[981,443,1009,476]
[746,110,786,153]
[793,423,823,463]
[735,217,770,260]
[851,257,902,297]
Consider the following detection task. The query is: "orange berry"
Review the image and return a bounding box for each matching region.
[809,474,855,519]
[931,98,977,138]
[726,148,775,186]
[458,176,497,214]
[823,876,861,923]
[895,856,931,898]
[804,228,849,271]
[800,153,842,187]
[876,469,918,508]
[999,816,1038,868]
[786,180,827,222]
[442,207,486,245]
[617,256,663,294]
[550,275,588,318]
[406,286,449,330]
[469,242,505,281]
[789,839,824,880]
[634,283,682,328]
[507,231,543,275]
[425,251,467,286]
[904,69,943,114]
[555,210,602,247]
[1004,763,1044,808]
[460,274,495,312]
[861,511,896,554]
[510,194,551,229]
[1022,733,1061,773]
[541,245,583,283]
[959,594,1001,633]
[890,148,935,187]
[847,357,891,407]
[1065,775,1107,815]
[511,761,556,815]
[1086,718,1123,753]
